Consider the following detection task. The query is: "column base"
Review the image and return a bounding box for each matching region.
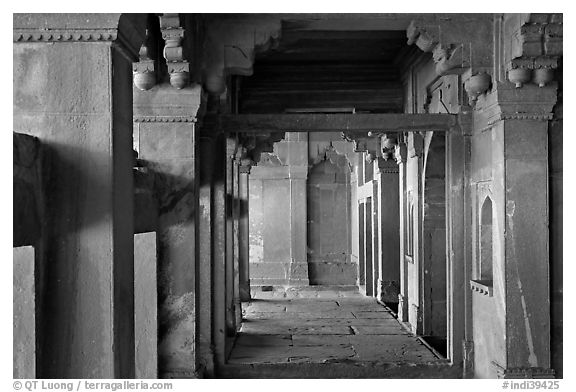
[398,293,409,322]
[249,261,309,287]
[377,279,400,303]
[462,340,474,379]
[239,281,251,302]
[495,365,555,379]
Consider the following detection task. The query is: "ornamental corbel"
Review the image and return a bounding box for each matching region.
[342,131,381,160]
[406,20,439,53]
[464,73,492,105]
[507,56,557,88]
[160,13,190,89]
[433,44,468,76]
[133,29,156,91]
[533,56,557,87]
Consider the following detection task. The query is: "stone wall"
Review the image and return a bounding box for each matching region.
[249,132,355,286]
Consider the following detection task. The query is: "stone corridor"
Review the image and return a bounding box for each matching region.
[13,13,563,379]
[219,287,454,378]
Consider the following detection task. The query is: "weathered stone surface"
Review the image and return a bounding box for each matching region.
[134,232,158,379]
[222,287,449,377]
[13,246,35,379]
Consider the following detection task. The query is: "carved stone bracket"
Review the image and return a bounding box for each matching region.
[160,13,190,89]
[237,132,285,166]
[405,17,492,77]
[508,56,558,88]
[506,14,561,88]
[341,131,382,161]
[133,29,156,91]
[406,21,440,53]
[201,16,282,95]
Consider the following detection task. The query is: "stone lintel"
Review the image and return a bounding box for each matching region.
[219,113,455,133]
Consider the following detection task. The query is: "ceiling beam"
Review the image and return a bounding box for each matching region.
[219,113,455,133]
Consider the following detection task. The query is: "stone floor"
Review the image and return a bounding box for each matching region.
[219,286,456,378]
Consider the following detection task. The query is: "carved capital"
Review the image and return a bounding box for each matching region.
[375,157,399,174]
[474,81,557,130]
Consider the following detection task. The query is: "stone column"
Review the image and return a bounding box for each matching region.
[357,201,366,289]
[364,197,374,297]
[485,83,555,377]
[286,133,309,285]
[225,138,238,339]
[13,14,146,378]
[232,155,242,328]
[371,172,379,298]
[197,132,216,376]
[375,158,400,304]
[134,83,201,377]
[239,162,252,301]
[212,134,227,367]
[395,141,409,322]
[445,114,471,369]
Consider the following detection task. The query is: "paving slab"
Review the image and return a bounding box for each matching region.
[230,286,443,369]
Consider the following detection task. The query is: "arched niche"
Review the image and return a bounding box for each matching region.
[306,155,353,285]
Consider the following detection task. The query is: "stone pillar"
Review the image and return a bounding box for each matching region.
[212,134,227,367]
[197,133,216,376]
[364,197,374,297]
[239,163,252,301]
[232,155,242,328]
[445,114,470,368]
[375,158,401,304]
[13,14,146,378]
[357,201,366,288]
[134,83,201,378]
[395,141,409,322]
[469,80,557,378]
[225,138,238,338]
[287,133,309,285]
[494,84,555,377]
[371,173,379,298]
